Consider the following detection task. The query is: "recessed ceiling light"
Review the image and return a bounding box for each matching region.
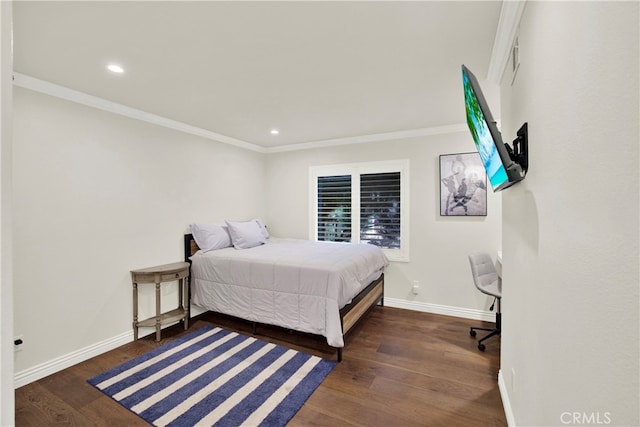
[270,129,279,135]
[107,64,124,74]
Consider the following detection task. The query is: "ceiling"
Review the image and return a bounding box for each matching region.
[12,1,502,150]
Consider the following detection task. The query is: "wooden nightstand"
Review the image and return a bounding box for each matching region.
[131,261,190,341]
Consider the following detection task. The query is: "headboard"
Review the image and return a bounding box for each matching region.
[183,233,200,262]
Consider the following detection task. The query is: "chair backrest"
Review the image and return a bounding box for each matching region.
[468,252,502,298]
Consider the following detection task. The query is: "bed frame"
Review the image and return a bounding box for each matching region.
[183,233,384,362]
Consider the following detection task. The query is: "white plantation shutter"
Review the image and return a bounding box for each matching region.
[317,175,352,243]
[310,160,409,262]
[360,172,401,249]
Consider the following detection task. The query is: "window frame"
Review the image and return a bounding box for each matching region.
[309,159,410,262]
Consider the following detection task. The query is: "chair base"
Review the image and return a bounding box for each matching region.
[470,310,501,351]
[470,326,500,351]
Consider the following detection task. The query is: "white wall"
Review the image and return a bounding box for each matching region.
[265,131,503,314]
[0,1,14,425]
[12,87,266,376]
[499,2,639,426]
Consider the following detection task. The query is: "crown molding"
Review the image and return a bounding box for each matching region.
[14,72,469,154]
[265,124,468,153]
[487,0,527,84]
[12,72,266,153]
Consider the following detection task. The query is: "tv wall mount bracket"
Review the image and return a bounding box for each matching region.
[505,122,528,175]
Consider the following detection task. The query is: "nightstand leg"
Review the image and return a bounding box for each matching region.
[182,277,189,330]
[155,281,161,342]
[133,282,138,340]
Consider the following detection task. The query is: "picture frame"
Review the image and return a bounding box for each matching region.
[439,152,487,216]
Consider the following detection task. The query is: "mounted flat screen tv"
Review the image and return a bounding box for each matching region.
[462,64,528,191]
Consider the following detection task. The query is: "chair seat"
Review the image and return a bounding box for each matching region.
[468,252,502,298]
[479,279,501,299]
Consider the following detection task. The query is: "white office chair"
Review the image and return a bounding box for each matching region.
[468,253,502,351]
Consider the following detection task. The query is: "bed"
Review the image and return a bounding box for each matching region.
[183,227,388,361]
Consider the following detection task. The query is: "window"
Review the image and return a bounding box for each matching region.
[310,160,409,262]
[360,172,401,249]
[317,175,352,243]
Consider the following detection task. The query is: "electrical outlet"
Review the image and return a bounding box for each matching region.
[14,335,24,352]
[412,280,419,295]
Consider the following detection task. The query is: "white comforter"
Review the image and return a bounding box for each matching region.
[190,238,389,347]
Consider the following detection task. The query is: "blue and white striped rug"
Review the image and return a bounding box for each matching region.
[88,326,336,426]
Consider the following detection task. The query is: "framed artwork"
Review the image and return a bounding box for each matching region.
[439,152,487,216]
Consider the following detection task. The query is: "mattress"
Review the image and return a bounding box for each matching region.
[190,238,389,347]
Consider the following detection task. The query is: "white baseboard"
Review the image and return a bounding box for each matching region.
[498,369,516,426]
[14,300,493,389]
[384,297,496,322]
[14,330,134,389]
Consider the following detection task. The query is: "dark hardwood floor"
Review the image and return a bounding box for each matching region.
[15,307,506,426]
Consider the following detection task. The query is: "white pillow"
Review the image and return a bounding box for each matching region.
[254,218,270,239]
[225,220,267,249]
[190,223,232,252]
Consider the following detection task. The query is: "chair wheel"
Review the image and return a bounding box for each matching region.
[478,343,486,351]
[470,330,477,337]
